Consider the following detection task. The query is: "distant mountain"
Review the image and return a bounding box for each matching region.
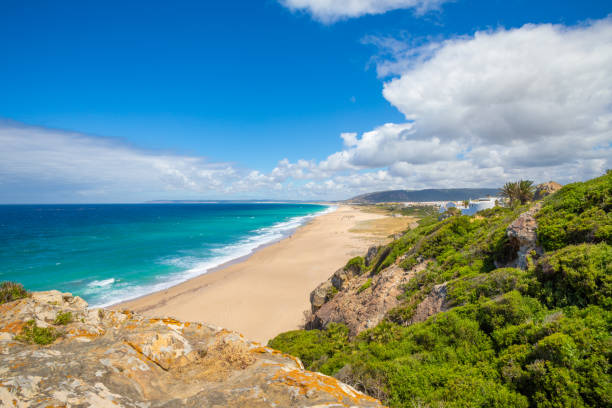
[347,188,500,203]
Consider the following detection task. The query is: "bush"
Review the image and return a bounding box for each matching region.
[268,323,350,372]
[534,332,578,368]
[477,291,542,334]
[535,243,611,308]
[446,268,530,306]
[537,172,611,251]
[345,256,365,274]
[269,173,611,408]
[16,320,60,345]
[0,281,29,304]
[54,311,73,325]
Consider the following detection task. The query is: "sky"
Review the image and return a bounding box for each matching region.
[1,0,611,203]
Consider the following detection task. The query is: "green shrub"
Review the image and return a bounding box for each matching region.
[16,320,60,345]
[269,173,611,408]
[537,172,611,251]
[0,281,29,304]
[535,243,611,308]
[446,268,530,306]
[54,311,73,325]
[358,278,372,294]
[535,332,578,368]
[345,256,365,273]
[477,291,542,334]
[268,323,350,372]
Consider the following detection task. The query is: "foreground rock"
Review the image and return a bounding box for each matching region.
[0,291,384,407]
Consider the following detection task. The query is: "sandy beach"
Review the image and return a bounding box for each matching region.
[114,205,415,343]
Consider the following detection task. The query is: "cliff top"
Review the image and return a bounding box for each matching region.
[0,289,384,407]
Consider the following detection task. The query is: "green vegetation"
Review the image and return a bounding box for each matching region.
[358,278,372,294]
[16,320,60,345]
[537,172,611,251]
[393,204,438,219]
[0,281,29,304]
[368,204,439,226]
[345,256,365,273]
[270,172,612,407]
[535,243,611,309]
[501,180,536,205]
[54,311,73,325]
[326,285,339,300]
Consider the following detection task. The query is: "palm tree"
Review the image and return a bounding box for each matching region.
[500,180,535,205]
[516,180,535,204]
[500,182,518,205]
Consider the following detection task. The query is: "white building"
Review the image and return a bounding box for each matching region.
[439,197,500,216]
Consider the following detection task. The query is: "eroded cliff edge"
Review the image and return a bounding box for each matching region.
[0,290,384,407]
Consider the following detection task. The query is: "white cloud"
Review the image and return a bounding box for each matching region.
[277,18,612,196]
[320,122,461,170]
[0,121,239,203]
[382,19,612,147]
[3,19,612,202]
[280,0,447,23]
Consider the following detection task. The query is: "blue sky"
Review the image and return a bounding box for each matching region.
[1,0,611,202]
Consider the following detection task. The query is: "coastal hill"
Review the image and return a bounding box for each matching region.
[270,172,611,407]
[347,188,500,203]
[0,288,384,407]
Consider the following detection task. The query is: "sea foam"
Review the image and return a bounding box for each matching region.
[90,205,335,307]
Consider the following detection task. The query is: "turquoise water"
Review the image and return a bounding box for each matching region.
[0,203,330,307]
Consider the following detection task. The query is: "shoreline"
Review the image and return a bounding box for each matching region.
[107,205,335,309]
[114,205,415,343]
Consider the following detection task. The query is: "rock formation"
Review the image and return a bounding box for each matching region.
[364,246,379,267]
[306,261,428,336]
[409,283,448,324]
[534,181,562,200]
[0,291,384,407]
[506,203,543,269]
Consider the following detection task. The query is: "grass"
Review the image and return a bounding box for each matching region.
[0,281,29,304]
[357,278,372,294]
[16,320,60,345]
[54,311,73,325]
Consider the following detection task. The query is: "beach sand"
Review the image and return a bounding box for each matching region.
[114,205,415,343]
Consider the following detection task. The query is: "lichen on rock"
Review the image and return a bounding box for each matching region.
[0,290,384,407]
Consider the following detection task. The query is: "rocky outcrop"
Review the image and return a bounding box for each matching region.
[310,278,334,313]
[506,203,543,269]
[0,291,384,407]
[409,283,448,324]
[534,181,562,200]
[364,246,379,267]
[310,260,368,314]
[307,261,428,336]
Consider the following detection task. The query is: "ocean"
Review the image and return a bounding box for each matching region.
[0,203,330,307]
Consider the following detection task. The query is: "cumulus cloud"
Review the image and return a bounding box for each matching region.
[279,0,447,23]
[279,18,612,195]
[382,19,612,147]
